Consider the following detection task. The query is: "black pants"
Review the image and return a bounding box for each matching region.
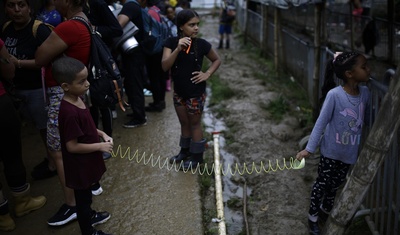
[122,51,146,121]
[90,105,113,137]
[309,155,350,218]
[0,94,26,190]
[74,188,94,235]
[146,52,166,105]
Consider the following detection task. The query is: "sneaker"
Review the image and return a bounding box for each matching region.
[92,229,112,235]
[112,110,117,119]
[31,165,57,180]
[102,152,112,160]
[308,219,320,235]
[123,119,147,128]
[47,204,77,226]
[143,89,152,97]
[91,184,103,196]
[91,211,111,227]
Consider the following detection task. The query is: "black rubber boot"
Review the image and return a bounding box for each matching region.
[308,219,320,235]
[182,139,206,170]
[218,39,223,49]
[169,136,191,164]
[225,39,230,49]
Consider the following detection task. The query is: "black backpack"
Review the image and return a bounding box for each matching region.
[72,16,125,111]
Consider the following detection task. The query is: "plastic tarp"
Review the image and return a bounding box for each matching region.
[250,0,321,9]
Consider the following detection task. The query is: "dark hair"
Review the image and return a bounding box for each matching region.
[320,51,361,107]
[52,56,86,85]
[4,0,30,7]
[176,9,198,33]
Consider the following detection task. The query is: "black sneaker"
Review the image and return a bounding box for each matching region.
[308,219,320,235]
[92,229,112,235]
[123,119,147,128]
[47,204,77,226]
[91,211,111,227]
[31,165,57,180]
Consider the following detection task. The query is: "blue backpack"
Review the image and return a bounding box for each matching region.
[128,0,169,55]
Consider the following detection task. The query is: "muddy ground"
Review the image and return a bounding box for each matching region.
[0,9,372,235]
[199,12,320,235]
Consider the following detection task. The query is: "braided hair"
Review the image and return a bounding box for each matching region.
[320,51,360,108]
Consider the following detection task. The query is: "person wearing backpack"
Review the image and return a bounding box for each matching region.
[117,0,148,128]
[85,0,123,163]
[36,0,112,233]
[2,0,57,181]
[143,0,167,112]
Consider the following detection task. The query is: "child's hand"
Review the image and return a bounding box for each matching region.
[191,70,210,84]
[100,142,113,154]
[296,149,311,161]
[178,37,191,52]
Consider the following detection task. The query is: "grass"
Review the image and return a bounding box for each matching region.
[207,73,235,107]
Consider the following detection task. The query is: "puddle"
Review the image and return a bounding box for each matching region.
[203,88,252,234]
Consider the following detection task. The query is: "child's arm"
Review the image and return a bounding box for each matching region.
[161,37,191,72]
[97,129,113,144]
[190,48,221,84]
[66,138,113,154]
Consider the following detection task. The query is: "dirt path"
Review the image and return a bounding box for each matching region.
[199,12,319,235]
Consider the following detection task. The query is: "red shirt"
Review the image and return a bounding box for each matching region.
[45,19,91,87]
[0,39,6,96]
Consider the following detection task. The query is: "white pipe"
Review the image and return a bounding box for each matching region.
[212,132,227,235]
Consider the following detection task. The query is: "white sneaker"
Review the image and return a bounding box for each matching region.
[91,186,103,196]
[112,110,117,119]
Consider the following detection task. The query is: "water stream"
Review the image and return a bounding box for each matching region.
[203,88,252,234]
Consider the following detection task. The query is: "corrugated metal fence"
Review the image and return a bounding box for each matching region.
[235,2,399,235]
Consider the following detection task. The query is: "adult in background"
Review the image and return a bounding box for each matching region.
[84,0,122,163]
[0,38,46,232]
[144,0,167,112]
[36,0,110,229]
[2,0,56,180]
[117,0,147,128]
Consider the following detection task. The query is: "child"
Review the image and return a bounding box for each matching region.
[296,52,371,235]
[218,0,235,49]
[161,9,221,170]
[52,57,113,235]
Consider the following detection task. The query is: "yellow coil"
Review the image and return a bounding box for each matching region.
[111,145,305,176]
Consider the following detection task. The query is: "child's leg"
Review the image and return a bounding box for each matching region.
[308,155,331,222]
[321,160,350,213]
[170,95,192,163]
[74,189,94,235]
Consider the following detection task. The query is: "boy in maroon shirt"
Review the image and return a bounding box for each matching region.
[52,56,113,235]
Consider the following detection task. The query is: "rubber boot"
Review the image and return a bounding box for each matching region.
[225,39,230,49]
[182,139,206,170]
[12,184,46,217]
[169,136,191,164]
[0,201,15,231]
[218,39,223,49]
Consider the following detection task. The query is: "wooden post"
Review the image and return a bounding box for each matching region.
[312,3,323,121]
[273,8,280,72]
[323,68,400,234]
